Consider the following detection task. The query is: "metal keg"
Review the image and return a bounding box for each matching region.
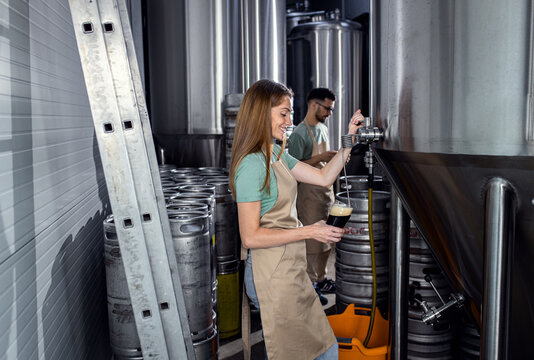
[170,167,198,175]
[339,175,387,192]
[167,202,209,215]
[180,184,216,195]
[171,175,205,185]
[170,193,218,316]
[174,191,217,250]
[160,178,177,187]
[177,188,218,284]
[198,167,228,177]
[193,327,219,360]
[162,185,182,201]
[103,215,142,359]
[334,190,390,313]
[204,178,239,263]
[216,259,240,339]
[176,188,217,312]
[407,223,454,359]
[458,317,480,359]
[169,211,213,341]
[159,164,177,180]
[172,192,216,239]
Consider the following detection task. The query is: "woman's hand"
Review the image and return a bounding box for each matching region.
[305,220,344,244]
[348,109,365,135]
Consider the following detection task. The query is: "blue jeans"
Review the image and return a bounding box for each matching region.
[244,253,260,310]
[315,342,338,360]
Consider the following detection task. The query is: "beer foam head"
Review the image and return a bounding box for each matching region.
[329,202,353,216]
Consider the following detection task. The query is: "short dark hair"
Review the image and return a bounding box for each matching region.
[306,88,336,103]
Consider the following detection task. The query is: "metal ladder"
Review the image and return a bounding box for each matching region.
[69,1,194,358]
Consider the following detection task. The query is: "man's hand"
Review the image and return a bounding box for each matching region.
[348,109,365,135]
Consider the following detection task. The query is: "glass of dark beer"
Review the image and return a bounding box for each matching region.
[326,201,353,228]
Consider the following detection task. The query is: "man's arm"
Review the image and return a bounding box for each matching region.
[301,151,337,166]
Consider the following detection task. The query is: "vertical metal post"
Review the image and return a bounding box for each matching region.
[482,178,515,360]
[388,191,409,360]
[369,0,377,123]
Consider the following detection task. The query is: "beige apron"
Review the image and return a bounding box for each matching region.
[296,121,335,282]
[247,156,336,360]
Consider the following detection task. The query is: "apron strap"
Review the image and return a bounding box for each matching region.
[303,120,320,148]
[241,281,251,360]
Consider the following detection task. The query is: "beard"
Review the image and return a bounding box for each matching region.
[315,110,327,123]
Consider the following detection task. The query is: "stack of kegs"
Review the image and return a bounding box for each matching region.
[223,93,243,168]
[334,188,390,314]
[408,223,454,359]
[103,213,217,359]
[161,165,241,340]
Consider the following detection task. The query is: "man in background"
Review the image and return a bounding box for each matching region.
[288,88,338,305]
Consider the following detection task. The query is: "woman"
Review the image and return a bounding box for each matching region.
[229,79,363,360]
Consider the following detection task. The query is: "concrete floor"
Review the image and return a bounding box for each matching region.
[219,248,337,360]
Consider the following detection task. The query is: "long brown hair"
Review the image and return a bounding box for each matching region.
[229,79,293,198]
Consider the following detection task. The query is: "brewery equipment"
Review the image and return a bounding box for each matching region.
[287,16,363,150]
[370,1,534,358]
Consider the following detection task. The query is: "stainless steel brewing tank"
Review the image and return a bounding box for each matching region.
[287,19,362,150]
[373,1,534,357]
[146,0,242,167]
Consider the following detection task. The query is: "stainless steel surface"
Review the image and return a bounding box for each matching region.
[224,93,243,168]
[193,328,219,360]
[482,178,515,360]
[369,0,377,122]
[169,211,213,341]
[389,192,409,360]
[286,10,325,35]
[287,19,362,150]
[241,0,287,88]
[147,0,241,167]
[147,0,241,136]
[373,1,534,357]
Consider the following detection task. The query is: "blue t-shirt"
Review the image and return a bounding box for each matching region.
[234,144,298,217]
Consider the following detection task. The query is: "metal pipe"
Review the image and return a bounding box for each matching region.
[482,178,515,360]
[388,190,409,360]
[369,0,377,123]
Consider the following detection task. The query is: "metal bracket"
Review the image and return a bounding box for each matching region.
[414,275,465,326]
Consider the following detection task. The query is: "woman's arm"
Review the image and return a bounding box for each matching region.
[290,110,364,187]
[238,201,344,249]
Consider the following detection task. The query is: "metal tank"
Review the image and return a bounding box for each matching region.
[286,9,325,35]
[371,1,534,358]
[241,0,287,88]
[146,0,241,167]
[147,0,286,166]
[287,17,362,150]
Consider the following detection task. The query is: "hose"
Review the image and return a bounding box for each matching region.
[363,164,377,347]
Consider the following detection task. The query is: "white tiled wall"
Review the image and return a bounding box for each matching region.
[0,0,114,358]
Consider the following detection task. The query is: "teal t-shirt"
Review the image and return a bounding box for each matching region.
[287,121,329,160]
[234,144,298,217]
